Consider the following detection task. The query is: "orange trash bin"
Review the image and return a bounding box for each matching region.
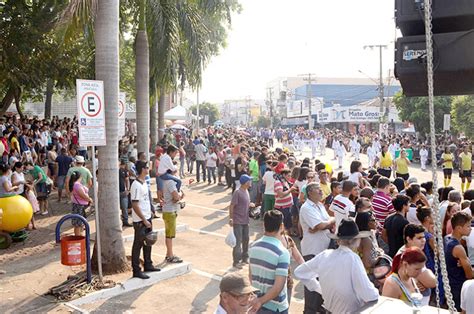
[60,235,86,266]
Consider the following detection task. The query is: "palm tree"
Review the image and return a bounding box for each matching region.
[94,0,129,273]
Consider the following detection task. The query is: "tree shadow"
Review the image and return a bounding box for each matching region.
[190,278,220,313]
[91,284,154,313]
[4,293,60,313]
[201,216,228,233]
[202,211,227,221]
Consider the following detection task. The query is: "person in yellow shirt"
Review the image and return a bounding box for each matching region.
[376,144,392,179]
[440,147,454,187]
[393,149,411,181]
[318,169,331,199]
[459,145,473,193]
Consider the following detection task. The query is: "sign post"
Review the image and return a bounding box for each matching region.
[118,92,126,139]
[443,114,451,131]
[76,79,106,281]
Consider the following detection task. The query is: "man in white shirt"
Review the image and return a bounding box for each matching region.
[354,140,361,161]
[335,140,346,169]
[299,182,336,313]
[367,144,376,169]
[194,139,208,183]
[294,218,379,314]
[157,144,181,192]
[329,180,357,229]
[130,160,160,279]
[419,144,429,171]
[215,273,258,314]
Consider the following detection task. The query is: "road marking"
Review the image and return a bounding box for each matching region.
[188,227,226,238]
[193,269,223,281]
[186,203,228,213]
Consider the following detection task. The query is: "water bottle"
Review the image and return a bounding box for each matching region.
[411,292,423,314]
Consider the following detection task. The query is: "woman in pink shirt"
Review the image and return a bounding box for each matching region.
[69,171,93,236]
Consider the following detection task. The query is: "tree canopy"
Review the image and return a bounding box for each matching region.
[190,102,220,125]
[393,91,452,136]
[451,95,474,139]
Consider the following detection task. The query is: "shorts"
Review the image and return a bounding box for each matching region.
[262,194,275,213]
[71,203,88,227]
[48,163,55,176]
[460,170,472,178]
[57,175,66,190]
[218,164,225,176]
[36,182,49,200]
[396,173,409,181]
[163,212,177,238]
[443,168,453,176]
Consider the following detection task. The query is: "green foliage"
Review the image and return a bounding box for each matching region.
[190,102,220,125]
[120,37,136,102]
[451,96,474,139]
[393,91,452,136]
[254,116,271,128]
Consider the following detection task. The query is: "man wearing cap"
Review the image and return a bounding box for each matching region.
[294,218,379,313]
[229,174,253,269]
[216,273,258,314]
[65,155,92,197]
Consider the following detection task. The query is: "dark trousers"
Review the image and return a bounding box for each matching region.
[132,219,153,274]
[377,168,392,179]
[233,224,249,264]
[303,254,326,314]
[196,160,206,182]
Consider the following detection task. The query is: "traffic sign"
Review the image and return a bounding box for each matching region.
[118,92,126,138]
[76,79,106,146]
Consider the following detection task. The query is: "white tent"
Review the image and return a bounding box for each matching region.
[164,105,187,120]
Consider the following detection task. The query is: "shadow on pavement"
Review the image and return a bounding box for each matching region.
[190,278,219,313]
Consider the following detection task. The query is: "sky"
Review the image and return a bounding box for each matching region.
[197,0,398,103]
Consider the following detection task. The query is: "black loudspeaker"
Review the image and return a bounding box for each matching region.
[395,30,474,96]
[395,0,474,36]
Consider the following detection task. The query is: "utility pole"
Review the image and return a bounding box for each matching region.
[196,87,200,136]
[364,44,388,134]
[246,96,251,126]
[299,73,316,130]
[267,88,273,129]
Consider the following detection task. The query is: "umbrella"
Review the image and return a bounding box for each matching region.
[170,124,188,131]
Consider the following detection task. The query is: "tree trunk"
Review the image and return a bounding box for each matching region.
[150,91,158,148]
[0,87,16,116]
[93,0,128,274]
[44,79,54,120]
[13,87,24,119]
[135,0,150,158]
[158,88,165,140]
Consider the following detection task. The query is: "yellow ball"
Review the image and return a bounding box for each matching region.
[0,195,33,232]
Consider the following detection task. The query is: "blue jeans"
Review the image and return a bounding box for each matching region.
[120,194,129,222]
[196,160,206,182]
[207,167,216,183]
[158,173,182,191]
[233,224,249,265]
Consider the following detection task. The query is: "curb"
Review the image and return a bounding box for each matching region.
[68,262,192,307]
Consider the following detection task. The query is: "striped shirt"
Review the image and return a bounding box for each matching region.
[274,180,293,209]
[372,190,395,232]
[249,236,290,312]
[329,195,355,229]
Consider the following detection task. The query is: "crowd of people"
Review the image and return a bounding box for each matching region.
[1,113,474,313]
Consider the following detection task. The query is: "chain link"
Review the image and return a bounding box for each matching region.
[423,0,457,312]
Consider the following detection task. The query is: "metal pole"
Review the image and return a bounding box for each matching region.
[196,87,200,136]
[92,146,103,281]
[307,74,313,130]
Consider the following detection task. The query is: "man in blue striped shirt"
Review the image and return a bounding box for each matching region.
[249,210,290,313]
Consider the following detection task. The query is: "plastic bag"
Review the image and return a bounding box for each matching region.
[225,229,236,248]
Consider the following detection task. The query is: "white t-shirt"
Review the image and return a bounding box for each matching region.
[348,172,362,186]
[262,171,275,195]
[407,204,421,225]
[461,280,474,313]
[299,199,331,256]
[329,195,355,229]
[158,153,177,175]
[464,221,474,266]
[206,152,217,168]
[130,179,151,222]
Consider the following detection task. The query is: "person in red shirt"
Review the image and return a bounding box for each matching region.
[274,154,288,175]
[274,168,297,232]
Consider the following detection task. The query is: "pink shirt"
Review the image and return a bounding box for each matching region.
[71,182,89,205]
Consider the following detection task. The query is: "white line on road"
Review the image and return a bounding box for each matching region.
[188,227,226,238]
[186,203,228,213]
